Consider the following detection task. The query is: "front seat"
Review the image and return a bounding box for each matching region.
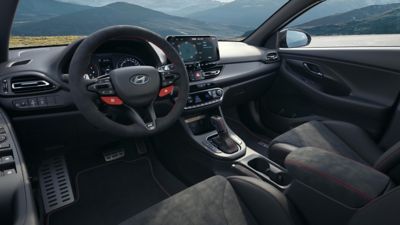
[268,120,400,179]
[119,175,400,225]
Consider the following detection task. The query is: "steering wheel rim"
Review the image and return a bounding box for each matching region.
[69,25,189,137]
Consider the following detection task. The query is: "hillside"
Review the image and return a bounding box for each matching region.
[295,4,400,35]
[14,0,90,23]
[188,0,400,27]
[291,0,400,25]
[55,0,223,15]
[12,2,247,38]
[300,3,400,27]
[188,0,286,27]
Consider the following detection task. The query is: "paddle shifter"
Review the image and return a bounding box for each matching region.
[210,116,238,154]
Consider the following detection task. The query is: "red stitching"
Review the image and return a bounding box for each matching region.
[286,159,374,201]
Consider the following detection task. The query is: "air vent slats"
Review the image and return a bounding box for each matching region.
[9,59,31,67]
[11,75,56,94]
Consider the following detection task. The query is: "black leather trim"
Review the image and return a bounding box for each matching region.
[375,141,400,173]
[228,176,295,225]
[268,143,298,167]
[349,187,400,225]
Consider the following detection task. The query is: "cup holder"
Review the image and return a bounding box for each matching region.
[247,157,291,186]
[248,158,270,174]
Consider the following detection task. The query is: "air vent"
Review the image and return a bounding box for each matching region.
[202,65,223,78]
[11,75,56,94]
[203,69,221,77]
[9,59,31,67]
[264,51,280,63]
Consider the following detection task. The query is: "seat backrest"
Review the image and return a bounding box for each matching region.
[348,187,400,225]
[374,141,400,183]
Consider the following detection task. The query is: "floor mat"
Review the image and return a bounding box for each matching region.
[225,116,271,157]
[48,158,170,225]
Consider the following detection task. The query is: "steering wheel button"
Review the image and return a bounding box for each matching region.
[159,85,174,97]
[88,84,97,91]
[99,89,115,95]
[101,96,123,106]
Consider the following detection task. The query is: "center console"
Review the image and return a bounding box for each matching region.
[182,109,246,160]
[168,36,291,187]
[167,35,224,111]
[169,36,291,189]
[185,88,224,110]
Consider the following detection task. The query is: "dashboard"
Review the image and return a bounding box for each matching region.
[1,38,279,117]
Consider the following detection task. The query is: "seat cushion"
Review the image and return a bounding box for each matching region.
[120,176,295,225]
[269,121,383,166]
[119,176,254,225]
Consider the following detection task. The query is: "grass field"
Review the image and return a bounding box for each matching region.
[9,34,400,48]
[9,36,83,48]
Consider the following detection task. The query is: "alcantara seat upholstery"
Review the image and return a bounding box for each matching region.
[269,120,400,181]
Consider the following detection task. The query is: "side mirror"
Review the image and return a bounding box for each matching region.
[279,29,311,48]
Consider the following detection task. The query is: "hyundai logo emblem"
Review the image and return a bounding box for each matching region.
[130,74,150,85]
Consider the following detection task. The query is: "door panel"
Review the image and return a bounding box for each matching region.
[260,48,400,138]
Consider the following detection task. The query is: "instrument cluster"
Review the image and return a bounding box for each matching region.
[85,53,143,79]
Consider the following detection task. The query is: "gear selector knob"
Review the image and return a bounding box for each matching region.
[210,116,228,134]
[209,116,238,154]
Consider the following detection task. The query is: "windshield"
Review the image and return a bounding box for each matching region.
[10,0,288,48]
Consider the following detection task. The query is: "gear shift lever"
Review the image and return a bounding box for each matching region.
[210,116,228,134]
[210,116,238,154]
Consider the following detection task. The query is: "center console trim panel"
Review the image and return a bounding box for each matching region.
[184,88,224,110]
[236,150,291,190]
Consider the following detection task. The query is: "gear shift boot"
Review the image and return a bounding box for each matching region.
[210,116,238,154]
[210,135,238,153]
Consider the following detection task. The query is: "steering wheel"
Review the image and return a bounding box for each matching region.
[68,26,189,137]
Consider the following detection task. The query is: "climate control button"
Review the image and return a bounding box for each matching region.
[0,135,6,143]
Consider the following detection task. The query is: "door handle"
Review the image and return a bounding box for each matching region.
[303,62,324,78]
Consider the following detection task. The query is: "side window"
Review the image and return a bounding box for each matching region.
[285,0,400,47]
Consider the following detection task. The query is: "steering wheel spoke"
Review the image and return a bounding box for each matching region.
[125,102,157,131]
[87,76,116,96]
[159,64,181,87]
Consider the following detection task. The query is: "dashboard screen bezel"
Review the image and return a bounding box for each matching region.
[166,35,220,64]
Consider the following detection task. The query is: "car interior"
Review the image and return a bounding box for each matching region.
[1,0,400,225]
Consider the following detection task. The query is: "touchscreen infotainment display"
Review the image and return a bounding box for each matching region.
[166,36,219,63]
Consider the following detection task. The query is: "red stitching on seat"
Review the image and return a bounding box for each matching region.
[286,159,374,202]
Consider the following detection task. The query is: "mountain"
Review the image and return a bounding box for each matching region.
[188,0,287,28]
[55,0,224,15]
[299,3,400,27]
[14,0,91,23]
[12,2,248,38]
[187,0,400,28]
[165,2,225,16]
[291,0,400,25]
[295,4,400,35]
